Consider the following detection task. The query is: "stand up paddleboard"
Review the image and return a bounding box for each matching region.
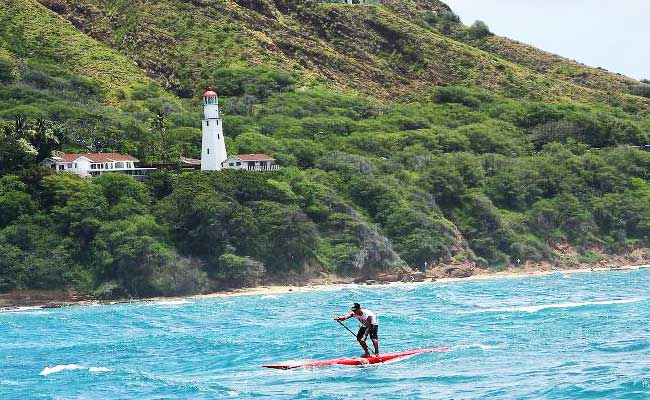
[263,347,450,370]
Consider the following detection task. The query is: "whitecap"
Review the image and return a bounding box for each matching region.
[39,364,113,376]
[260,295,279,300]
[453,344,502,351]
[468,297,645,314]
[40,364,85,376]
[152,300,192,306]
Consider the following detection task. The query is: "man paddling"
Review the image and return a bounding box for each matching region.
[334,303,379,357]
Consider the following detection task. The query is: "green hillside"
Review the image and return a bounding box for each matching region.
[35,0,650,107]
[2,0,650,299]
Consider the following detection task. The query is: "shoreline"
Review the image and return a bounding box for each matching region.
[187,263,650,299]
[2,264,649,312]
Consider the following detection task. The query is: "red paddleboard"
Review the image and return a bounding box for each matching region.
[263,347,450,370]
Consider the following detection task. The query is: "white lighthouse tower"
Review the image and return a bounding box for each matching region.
[201,88,228,171]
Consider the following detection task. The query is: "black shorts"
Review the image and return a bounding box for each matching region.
[357,325,379,340]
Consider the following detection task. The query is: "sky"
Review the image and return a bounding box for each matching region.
[443,0,649,80]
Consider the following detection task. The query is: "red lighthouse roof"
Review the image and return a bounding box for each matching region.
[203,88,218,97]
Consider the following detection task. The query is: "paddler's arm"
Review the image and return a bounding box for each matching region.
[334,312,353,321]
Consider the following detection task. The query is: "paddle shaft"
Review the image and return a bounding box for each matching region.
[337,319,358,338]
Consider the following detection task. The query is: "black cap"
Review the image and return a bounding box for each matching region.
[351,303,361,310]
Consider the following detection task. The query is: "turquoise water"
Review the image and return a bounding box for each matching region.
[2,269,650,399]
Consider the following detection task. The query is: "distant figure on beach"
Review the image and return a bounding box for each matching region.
[335,303,379,357]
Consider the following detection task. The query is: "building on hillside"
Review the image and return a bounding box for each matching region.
[200,87,277,172]
[180,157,202,169]
[221,154,279,171]
[201,88,228,171]
[140,157,201,171]
[40,153,156,180]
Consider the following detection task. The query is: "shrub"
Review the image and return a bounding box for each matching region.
[432,86,493,108]
[630,83,650,98]
[217,253,266,287]
[467,20,492,39]
[578,250,603,264]
[0,53,17,83]
[211,66,295,99]
[150,256,208,296]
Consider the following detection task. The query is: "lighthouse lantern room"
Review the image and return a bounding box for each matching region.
[201,88,228,170]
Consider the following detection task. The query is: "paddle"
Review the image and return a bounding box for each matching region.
[336,319,358,338]
[336,320,377,356]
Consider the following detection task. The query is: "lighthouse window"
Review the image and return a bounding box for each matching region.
[207,148,210,154]
[218,134,220,139]
[206,121,209,126]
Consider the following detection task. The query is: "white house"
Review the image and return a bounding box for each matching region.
[221,154,279,171]
[201,88,228,171]
[40,153,156,180]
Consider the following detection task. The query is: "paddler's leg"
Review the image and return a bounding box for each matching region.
[357,326,371,357]
[370,325,379,355]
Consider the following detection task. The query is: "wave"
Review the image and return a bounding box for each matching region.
[468,297,645,314]
[152,299,192,306]
[260,295,279,300]
[0,306,46,313]
[453,344,502,351]
[39,364,113,376]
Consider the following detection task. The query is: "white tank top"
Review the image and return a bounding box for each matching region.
[354,309,378,326]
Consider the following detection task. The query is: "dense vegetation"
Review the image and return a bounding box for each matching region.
[1,0,650,298]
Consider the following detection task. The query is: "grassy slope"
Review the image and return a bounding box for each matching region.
[470,35,640,94]
[0,0,153,100]
[33,0,650,111]
[379,0,642,96]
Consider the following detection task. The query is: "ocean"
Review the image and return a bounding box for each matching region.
[2,269,650,399]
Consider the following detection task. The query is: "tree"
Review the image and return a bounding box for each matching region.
[251,201,319,272]
[0,176,35,228]
[0,120,38,172]
[0,221,73,291]
[28,118,61,161]
[91,215,172,296]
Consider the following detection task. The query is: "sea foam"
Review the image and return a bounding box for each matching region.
[468,297,645,314]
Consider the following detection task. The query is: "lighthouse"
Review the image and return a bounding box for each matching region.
[201,88,227,171]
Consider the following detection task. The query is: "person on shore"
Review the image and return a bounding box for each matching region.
[334,303,379,357]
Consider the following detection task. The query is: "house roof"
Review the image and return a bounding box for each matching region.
[180,157,201,166]
[230,154,275,162]
[52,153,139,163]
